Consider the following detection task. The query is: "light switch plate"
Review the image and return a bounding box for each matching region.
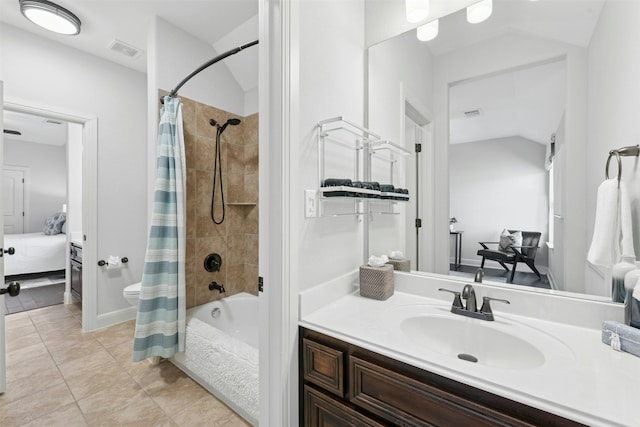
[305,189,317,218]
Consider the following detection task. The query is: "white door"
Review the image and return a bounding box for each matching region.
[3,168,24,234]
[1,82,19,394]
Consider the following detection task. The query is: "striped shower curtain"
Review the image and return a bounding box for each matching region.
[132,96,186,362]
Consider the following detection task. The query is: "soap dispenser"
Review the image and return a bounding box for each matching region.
[612,255,636,303]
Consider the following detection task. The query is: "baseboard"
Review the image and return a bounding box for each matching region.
[91,306,136,331]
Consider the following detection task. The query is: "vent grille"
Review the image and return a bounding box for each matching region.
[463,109,482,118]
[108,39,142,58]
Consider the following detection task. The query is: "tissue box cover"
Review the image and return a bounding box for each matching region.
[387,259,410,272]
[359,264,394,300]
[602,320,640,358]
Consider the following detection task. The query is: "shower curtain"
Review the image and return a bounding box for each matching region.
[132,96,186,362]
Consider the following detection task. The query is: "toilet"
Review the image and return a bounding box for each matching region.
[123,282,141,306]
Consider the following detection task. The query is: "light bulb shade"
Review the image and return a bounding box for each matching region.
[416,20,439,42]
[467,0,493,24]
[406,0,429,23]
[20,0,81,35]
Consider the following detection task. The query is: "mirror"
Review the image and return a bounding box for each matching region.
[368,0,637,301]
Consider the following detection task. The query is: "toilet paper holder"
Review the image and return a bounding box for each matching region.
[98,257,129,267]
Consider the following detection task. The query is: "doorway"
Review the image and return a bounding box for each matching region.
[3,99,98,331]
[2,109,80,314]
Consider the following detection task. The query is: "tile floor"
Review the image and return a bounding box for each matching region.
[1,303,251,426]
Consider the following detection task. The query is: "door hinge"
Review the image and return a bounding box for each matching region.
[415,143,422,153]
[22,178,25,183]
[415,218,422,228]
[22,212,24,216]
[258,276,264,293]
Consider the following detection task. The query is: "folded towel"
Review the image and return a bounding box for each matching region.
[602,320,640,357]
[587,179,635,267]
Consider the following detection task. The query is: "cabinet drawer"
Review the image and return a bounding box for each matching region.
[303,338,345,398]
[304,385,385,427]
[349,355,531,427]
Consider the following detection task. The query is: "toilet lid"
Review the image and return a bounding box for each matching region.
[123,282,141,295]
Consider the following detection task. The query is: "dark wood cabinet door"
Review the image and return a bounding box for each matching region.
[304,386,385,427]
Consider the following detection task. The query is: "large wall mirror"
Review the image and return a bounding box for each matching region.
[367,0,640,303]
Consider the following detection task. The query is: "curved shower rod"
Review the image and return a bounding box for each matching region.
[161,39,259,102]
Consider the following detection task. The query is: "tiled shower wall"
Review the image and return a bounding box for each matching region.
[177,94,259,308]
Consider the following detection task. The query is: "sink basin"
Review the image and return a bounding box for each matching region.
[401,314,546,369]
[396,308,575,370]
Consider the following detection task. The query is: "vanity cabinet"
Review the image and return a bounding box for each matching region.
[300,327,584,427]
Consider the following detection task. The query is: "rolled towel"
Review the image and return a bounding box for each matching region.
[379,184,395,192]
[587,179,635,267]
[602,320,640,357]
[322,178,352,187]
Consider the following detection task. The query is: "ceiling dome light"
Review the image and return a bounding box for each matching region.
[19,0,81,35]
[466,0,493,24]
[406,0,429,23]
[417,19,439,42]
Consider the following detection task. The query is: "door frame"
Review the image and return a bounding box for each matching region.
[3,97,98,332]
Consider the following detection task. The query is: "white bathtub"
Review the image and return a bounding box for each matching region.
[171,292,259,425]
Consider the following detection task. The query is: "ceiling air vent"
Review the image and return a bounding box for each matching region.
[463,109,482,118]
[108,39,142,59]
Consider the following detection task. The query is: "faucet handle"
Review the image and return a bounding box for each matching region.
[479,296,510,320]
[438,288,463,310]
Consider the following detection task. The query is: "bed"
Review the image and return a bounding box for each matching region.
[4,232,67,277]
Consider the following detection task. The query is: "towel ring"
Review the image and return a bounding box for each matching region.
[605,150,622,182]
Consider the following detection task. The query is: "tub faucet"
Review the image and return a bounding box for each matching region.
[209,281,226,293]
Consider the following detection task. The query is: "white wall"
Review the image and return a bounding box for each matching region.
[153,18,246,116]
[367,28,434,262]
[431,33,587,292]
[586,0,640,295]
[449,136,549,271]
[4,140,66,232]
[1,23,147,318]
[293,1,366,293]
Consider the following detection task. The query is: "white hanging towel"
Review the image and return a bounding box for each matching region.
[587,179,635,267]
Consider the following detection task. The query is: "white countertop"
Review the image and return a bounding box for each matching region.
[299,275,640,427]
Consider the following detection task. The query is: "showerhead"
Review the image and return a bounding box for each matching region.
[209,117,242,134]
[219,117,242,134]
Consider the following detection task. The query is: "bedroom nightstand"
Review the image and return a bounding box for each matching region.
[70,242,82,302]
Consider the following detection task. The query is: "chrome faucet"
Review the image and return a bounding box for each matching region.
[439,284,510,321]
[474,268,484,283]
[208,281,226,293]
[461,284,477,312]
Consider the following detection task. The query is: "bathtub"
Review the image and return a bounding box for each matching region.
[171,292,259,425]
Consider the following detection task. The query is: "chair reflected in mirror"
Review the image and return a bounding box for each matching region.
[477,230,542,283]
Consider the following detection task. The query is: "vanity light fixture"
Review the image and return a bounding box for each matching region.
[406,0,430,23]
[19,0,81,35]
[417,19,439,42]
[467,0,493,24]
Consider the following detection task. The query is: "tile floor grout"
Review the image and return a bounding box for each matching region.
[2,303,251,426]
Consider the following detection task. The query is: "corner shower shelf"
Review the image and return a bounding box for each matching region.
[314,116,411,218]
